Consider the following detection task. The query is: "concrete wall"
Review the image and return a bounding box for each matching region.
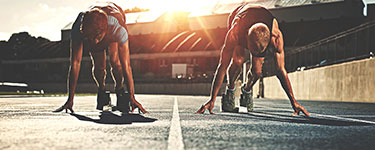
[28,58,375,102]
[135,83,215,95]
[254,58,375,103]
[29,82,225,96]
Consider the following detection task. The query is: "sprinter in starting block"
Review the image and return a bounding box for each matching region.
[196,5,310,116]
[54,2,148,114]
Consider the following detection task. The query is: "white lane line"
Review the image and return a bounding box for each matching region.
[256,105,375,125]
[313,113,375,125]
[168,97,184,150]
[335,115,375,118]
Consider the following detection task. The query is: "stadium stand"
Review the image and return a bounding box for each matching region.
[0,0,371,86]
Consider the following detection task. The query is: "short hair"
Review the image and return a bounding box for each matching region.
[247,23,270,55]
[80,8,108,39]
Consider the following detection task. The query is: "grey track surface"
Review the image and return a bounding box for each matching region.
[1,95,375,150]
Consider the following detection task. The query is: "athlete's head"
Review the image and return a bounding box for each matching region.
[247,23,270,56]
[80,8,108,44]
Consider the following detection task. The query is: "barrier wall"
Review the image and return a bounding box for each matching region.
[28,58,375,102]
[253,58,375,103]
[29,82,225,96]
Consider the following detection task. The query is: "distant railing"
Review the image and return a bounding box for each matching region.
[287,20,375,55]
[280,20,375,73]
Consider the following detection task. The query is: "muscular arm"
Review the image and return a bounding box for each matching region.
[53,13,84,113]
[271,19,310,116]
[117,41,135,100]
[196,28,237,114]
[53,39,83,113]
[273,29,293,99]
[271,19,295,102]
[118,40,149,113]
[67,40,83,101]
[210,38,235,101]
[210,27,240,101]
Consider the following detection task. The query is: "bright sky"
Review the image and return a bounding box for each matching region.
[0,0,374,41]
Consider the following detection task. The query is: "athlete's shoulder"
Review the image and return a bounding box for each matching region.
[71,12,84,41]
[225,25,241,46]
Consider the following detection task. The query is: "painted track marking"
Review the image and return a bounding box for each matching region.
[168,97,184,150]
[257,104,375,125]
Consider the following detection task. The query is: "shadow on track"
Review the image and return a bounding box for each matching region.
[220,110,372,126]
[70,112,157,125]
